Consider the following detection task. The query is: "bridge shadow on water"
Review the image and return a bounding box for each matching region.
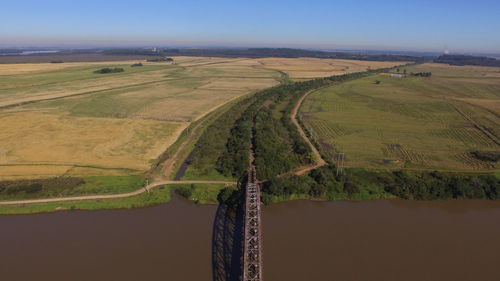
[211,202,245,281]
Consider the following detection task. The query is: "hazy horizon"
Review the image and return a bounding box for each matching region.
[2,0,500,54]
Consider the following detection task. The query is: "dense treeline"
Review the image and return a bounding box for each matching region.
[384,171,499,200]
[259,166,499,203]
[215,103,255,178]
[435,55,500,67]
[188,98,254,177]
[103,48,423,62]
[254,107,305,179]
[260,166,380,203]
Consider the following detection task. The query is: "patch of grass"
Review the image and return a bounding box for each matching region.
[172,183,227,204]
[0,175,144,201]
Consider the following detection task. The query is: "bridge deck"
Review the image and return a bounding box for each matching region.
[243,168,263,281]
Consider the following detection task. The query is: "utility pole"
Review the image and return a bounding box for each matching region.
[336,153,345,177]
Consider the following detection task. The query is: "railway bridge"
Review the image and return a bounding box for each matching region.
[242,166,264,281]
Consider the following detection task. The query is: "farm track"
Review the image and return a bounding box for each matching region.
[0,180,236,206]
[289,88,328,175]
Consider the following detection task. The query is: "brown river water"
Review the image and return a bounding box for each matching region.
[1,196,499,281]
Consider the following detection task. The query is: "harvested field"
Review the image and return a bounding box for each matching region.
[301,64,500,171]
[255,57,405,80]
[0,57,282,179]
[0,112,186,179]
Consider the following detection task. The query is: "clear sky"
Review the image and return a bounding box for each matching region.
[1,0,500,52]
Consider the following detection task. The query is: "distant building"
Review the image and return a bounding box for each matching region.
[391,74,405,78]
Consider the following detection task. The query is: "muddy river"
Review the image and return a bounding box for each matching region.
[1,196,499,281]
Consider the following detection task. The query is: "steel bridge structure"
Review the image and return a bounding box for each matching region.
[242,167,264,281]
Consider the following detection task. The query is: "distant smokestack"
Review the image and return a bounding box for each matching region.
[444,45,449,54]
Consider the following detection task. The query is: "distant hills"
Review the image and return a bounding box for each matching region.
[2,47,500,66]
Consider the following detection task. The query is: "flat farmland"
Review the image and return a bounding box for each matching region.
[300,63,500,171]
[0,57,280,179]
[255,57,405,81]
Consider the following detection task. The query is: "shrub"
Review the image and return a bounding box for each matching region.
[93,67,124,74]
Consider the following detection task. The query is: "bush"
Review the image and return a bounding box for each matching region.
[176,185,194,199]
[93,67,124,74]
[0,177,85,196]
[131,63,143,67]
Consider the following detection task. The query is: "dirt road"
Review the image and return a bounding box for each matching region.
[290,89,327,175]
[0,180,236,206]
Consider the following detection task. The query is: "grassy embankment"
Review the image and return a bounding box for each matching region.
[0,183,228,215]
[0,176,143,201]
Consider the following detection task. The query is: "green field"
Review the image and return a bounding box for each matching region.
[300,63,500,171]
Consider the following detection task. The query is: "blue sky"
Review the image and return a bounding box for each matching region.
[1,0,500,52]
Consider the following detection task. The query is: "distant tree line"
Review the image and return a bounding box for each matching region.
[411,72,432,77]
[146,57,173,62]
[434,55,500,67]
[103,48,425,62]
[102,49,160,56]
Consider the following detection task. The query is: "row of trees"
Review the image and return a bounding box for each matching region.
[383,171,499,200]
[188,98,255,177]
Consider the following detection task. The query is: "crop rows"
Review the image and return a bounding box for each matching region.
[431,127,495,148]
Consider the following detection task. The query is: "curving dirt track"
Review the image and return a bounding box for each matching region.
[290,89,327,175]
